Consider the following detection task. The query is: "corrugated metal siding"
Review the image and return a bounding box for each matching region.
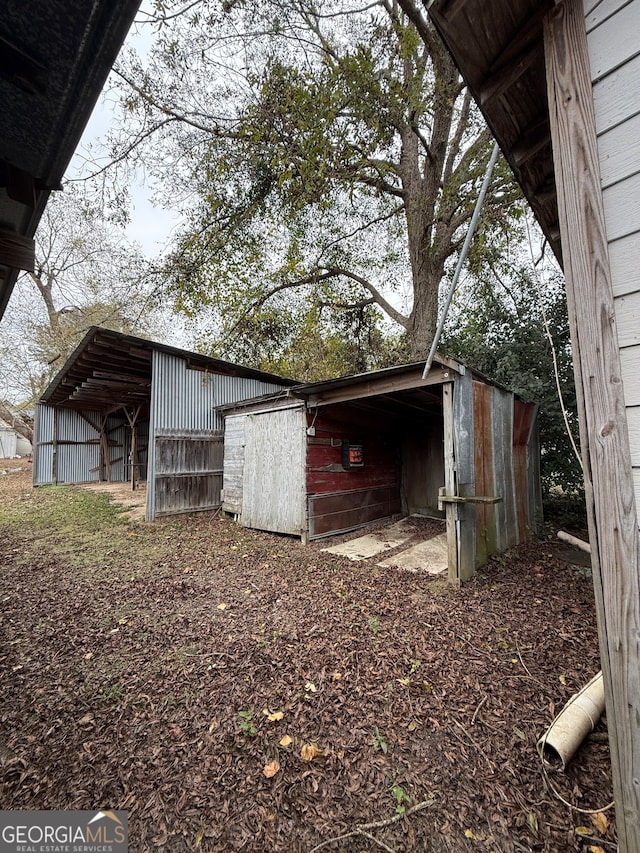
[0,427,17,458]
[34,404,54,484]
[55,409,101,484]
[151,350,287,432]
[148,350,290,520]
[34,406,130,486]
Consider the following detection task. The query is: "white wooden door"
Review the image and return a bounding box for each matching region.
[241,407,306,535]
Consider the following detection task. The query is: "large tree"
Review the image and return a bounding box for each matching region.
[108,0,521,365]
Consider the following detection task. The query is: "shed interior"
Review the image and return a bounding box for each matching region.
[39,332,154,487]
[305,386,445,538]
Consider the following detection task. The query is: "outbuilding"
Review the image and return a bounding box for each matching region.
[222,355,542,582]
[33,327,296,520]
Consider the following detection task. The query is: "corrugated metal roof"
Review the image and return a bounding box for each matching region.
[40,326,298,411]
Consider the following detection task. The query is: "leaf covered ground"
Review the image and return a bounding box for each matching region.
[0,464,615,852]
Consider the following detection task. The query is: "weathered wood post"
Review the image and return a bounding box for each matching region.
[544,1,640,847]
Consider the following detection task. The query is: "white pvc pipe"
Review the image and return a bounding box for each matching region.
[537,671,605,769]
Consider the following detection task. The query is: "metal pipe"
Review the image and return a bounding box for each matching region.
[422,141,501,379]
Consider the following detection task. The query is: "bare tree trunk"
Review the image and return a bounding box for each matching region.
[0,401,33,443]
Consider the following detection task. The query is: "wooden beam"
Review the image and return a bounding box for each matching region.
[512,114,551,166]
[442,384,459,584]
[544,3,640,849]
[307,365,452,407]
[440,0,469,22]
[480,41,538,106]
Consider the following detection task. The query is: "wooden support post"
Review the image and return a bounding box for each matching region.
[544,2,640,848]
[123,405,142,491]
[442,383,459,584]
[99,415,112,483]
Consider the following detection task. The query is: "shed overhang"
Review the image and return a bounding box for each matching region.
[0,0,140,320]
[423,0,560,260]
[39,326,298,414]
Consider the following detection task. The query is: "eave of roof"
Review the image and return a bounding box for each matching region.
[425,0,561,262]
[0,0,140,319]
[40,326,299,411]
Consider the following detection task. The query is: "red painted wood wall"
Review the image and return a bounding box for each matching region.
[306,410,401,537]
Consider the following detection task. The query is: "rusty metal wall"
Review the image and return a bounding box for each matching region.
[470,381,540,568]
[147,350,289,520]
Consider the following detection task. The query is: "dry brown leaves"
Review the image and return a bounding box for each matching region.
[0,473,615,852]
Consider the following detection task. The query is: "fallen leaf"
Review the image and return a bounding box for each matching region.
[208,719,219,734]
[559,674,567,685]
[332,671,342,681]
[576,826,592,836]
[279,735,293,748]
[301,742,320,761]
[118,617,128,624]
[304,682,317,693]
[513,727,526,740]
[78,713,94,727]
[263,760,280,778]
[588,847,605,853]
[464,829,477,840]
[527,812,538,833]
[407,721,418,732]
[590,813,608,834]
[263,710,284,722]
[217,603,228,610]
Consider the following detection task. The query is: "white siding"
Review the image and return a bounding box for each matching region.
[222,414,245,515]
[586,0,640,521]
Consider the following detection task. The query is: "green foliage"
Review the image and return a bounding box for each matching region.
[372,727,388,754]
[112,0,522,364]
[238,707,257,737]
[392,784,410,815]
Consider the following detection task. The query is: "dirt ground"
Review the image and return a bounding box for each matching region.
[0,463,615,852]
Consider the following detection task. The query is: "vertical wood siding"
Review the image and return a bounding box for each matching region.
[241,407,306,534]
[221,414,246,515]
[586,0,640,515]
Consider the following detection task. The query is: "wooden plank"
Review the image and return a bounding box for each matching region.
[620,346,640,404]
[308,365,451,407]
[608,231,640,297]
[602,172,640,240]
[585,0,640,81]
[545,3,640,848]
[308,486,401,537]
[597,113,640,189]
[585,0,634,31]
[615,291,640,347]
[592,52,640,133]
[634,467,640,514]
[443,383,459,583]
[453,372,476,580]
[242,408,306,534]
[222,414,245,514]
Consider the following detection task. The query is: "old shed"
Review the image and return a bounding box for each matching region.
[222,356,541,581]
[34,327,295,520]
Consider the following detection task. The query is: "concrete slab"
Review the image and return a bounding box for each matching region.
[378,532,448,574]
[322,518,415,560]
